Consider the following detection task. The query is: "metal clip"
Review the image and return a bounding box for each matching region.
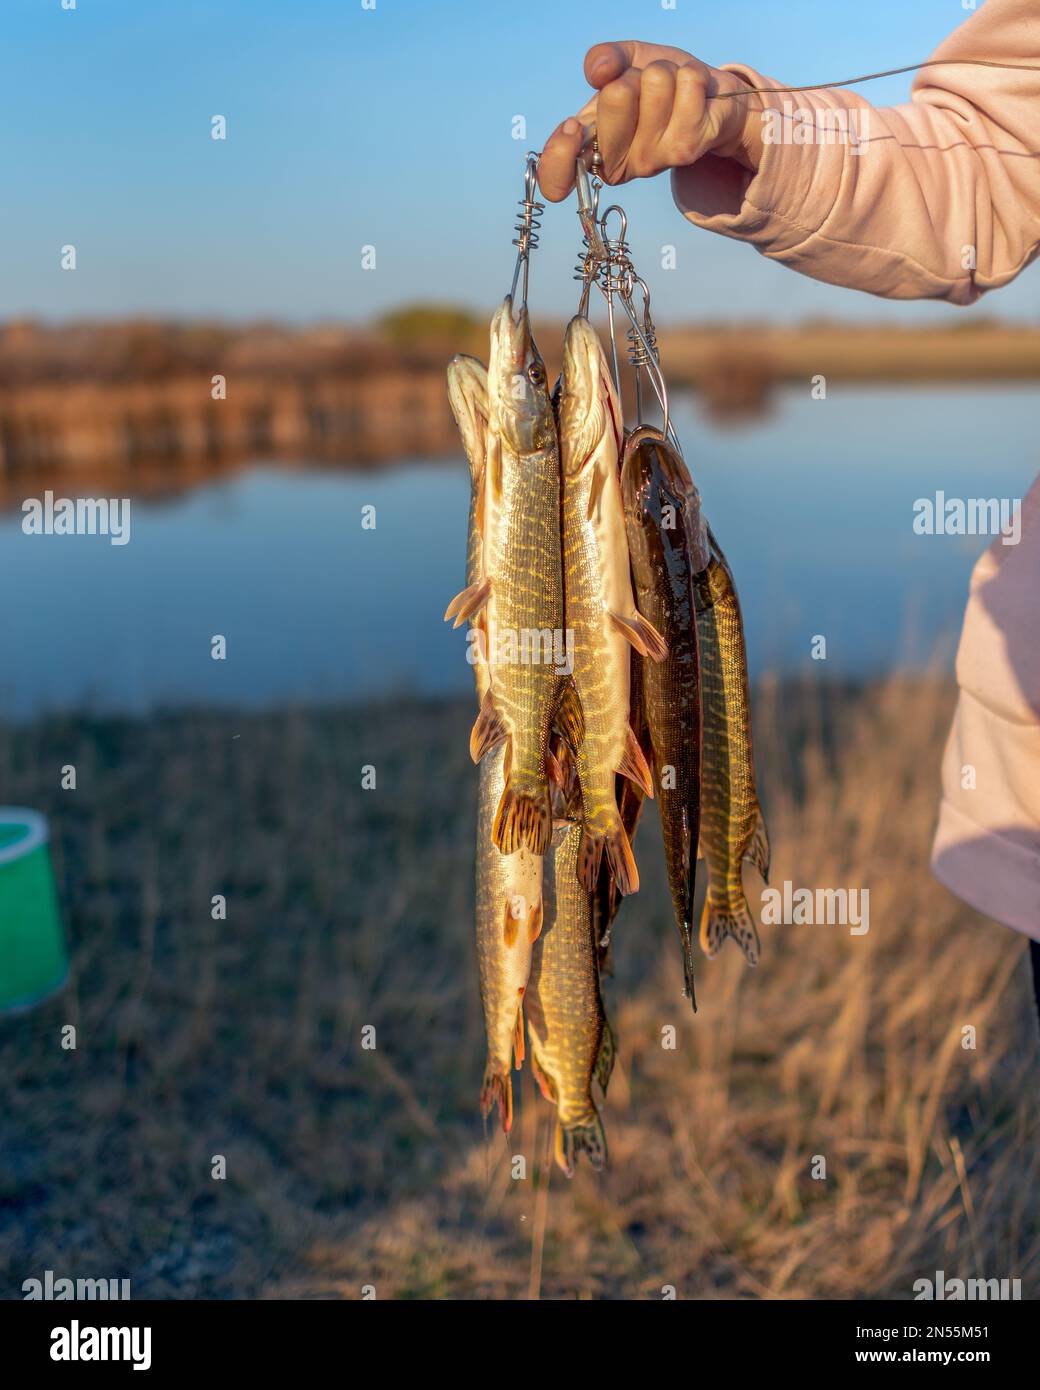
[509,150,543,309]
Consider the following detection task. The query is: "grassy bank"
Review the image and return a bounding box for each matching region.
[1,678,1037,1300]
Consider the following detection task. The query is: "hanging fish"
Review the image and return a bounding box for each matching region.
[474,746,544,1131]
[445,299,564,858]
[621,424,711,1006]
[694,529,770,965]
[558,316,666,895]
[446,354,491,704]
[448,353,542,1130]
[591,647,652,973]
[527,813,615,1177]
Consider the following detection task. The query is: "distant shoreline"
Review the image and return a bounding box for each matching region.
[1,315,1037,501]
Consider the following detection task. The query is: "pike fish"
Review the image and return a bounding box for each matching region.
[621,425,711,1006]
[445,299,564,857]
[694,530,770,965]
[592,648,651,974]
[526,815,615,1176]
[446,354,491,704]
[475,744,544,1130]
[558,316,666,895]
[449,352,544,1131]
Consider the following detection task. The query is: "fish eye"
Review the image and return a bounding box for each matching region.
[527,362,545,386]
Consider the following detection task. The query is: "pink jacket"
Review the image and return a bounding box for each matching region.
[672,0,1040,940]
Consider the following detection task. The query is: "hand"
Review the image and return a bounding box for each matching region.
[539,40,763,202]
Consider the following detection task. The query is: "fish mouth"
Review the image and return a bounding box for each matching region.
[622,426,688,505]
[490,296,532,377]
[561,316,622,473]
[620,431,657,512]
[447,354,488,416]
[562,315,600,401]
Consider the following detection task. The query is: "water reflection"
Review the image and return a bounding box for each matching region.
[0,386,1035,716]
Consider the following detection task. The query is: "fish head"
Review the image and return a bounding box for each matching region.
[621,426,711,573]
[446,354,489,485]
[488,298,555,456]
[621,425,686,536]
[559,315,623,479]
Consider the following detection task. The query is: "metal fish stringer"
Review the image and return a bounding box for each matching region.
[570,150,676,449]
[509,150,544,311]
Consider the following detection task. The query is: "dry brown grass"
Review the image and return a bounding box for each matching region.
[0,677,1036,1300]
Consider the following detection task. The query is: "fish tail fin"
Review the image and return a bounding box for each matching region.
[699,893,760,966]
[745,809,771,883]
[554,1110,608,1178]
[493,775,552,855]
[594,1019,617,1095]
[578,819,638,895]
[480,1063,514,1133]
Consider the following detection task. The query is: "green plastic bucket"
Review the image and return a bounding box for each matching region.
[0,808,67,1014]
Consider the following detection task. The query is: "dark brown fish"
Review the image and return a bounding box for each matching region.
[621,425,710,1005]
[693,527,770,965]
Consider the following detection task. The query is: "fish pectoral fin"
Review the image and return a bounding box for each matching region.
[444,576,491,628]
[745,809,771,884]
[609,610,668,663]
[617,725,655,799]
[469,690,508,764]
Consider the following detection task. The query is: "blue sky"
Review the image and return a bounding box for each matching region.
[1,0,1036,324]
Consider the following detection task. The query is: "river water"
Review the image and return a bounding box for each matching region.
[0,385,1035,717]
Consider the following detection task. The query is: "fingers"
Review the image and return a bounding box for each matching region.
[538,117,586,202]
[541,38,708,200]
[626,61,678,176]
[663,61,713,167]
[596,68,641,182]
[584,39,695,87]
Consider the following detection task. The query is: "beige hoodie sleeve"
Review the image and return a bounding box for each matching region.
[675,0,1040,941]
[672,0,1040,304]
